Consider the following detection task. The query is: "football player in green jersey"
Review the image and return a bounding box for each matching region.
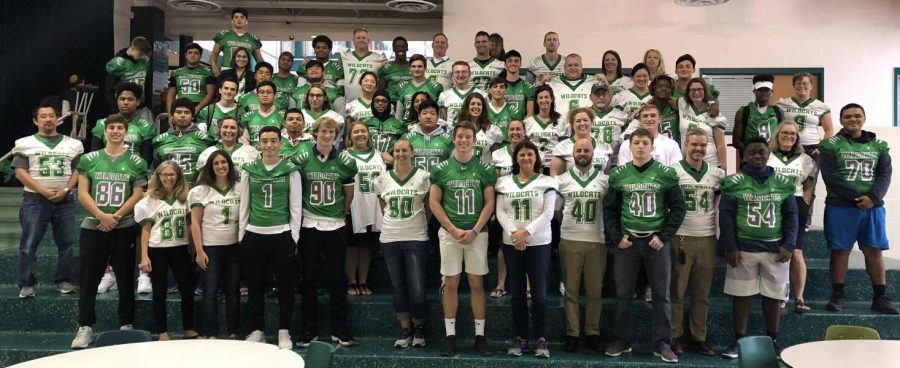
[279,108,313,158]
[167,43,216,114]
[272,51,299,92]
[239,62,291,114]
[105,36,150,114]
[733,74,784,155]
[379,36,412,93]
[292,60,344,107]
[486,77,514,139]
[820,104,896,315]
[603,127,685,363]
[403,100,453,172]
[719,136,797,358]
[363,89,406,164]
[393,55,443,120]
[298,35,344,85]
[672,54,720,101]
[295,117,359,347]
[238,125,302,349]
[71,114,148,349]
[240,81,285,146]
[499,50,535,121]
[92,82,155,162]
[210,8,264,76]
[13,104,84,298]
[152,98,216,183]
[198,78,240,139]
[429,122,497,357]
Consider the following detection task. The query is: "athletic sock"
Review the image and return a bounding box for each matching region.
[873,284,887,297]
[474,319,485,336]
[444,319,456,336]
[832,283,845,296]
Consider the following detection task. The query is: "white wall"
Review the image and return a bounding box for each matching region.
[444,0,900,127]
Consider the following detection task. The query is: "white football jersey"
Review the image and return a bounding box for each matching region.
[549,75,596,116]
[476,124,504,164]
[591,107,630,148]
[345,98,374,123]
[556,168,609,243]
[673,161,725,237]
[340,50,387,102]
[347,148,386,233]
[426,56,453,91]
[552,137,613,172]
[187,184,240,246]
[612,89,652,117]
[617,134,683,167]
[607,76,634,96]
[197,143,260,174]
[775,97,831,146]
[438,86,486,124]
[677,97,727,167]
[768,152,818,197]
[491,145,515,178]
[495,174,559,245]
[469,58,505,90]
[302,109,346,137]
[374,168,431,243]
[12,134,83,192]
[134,197,189,248]
[525,115,569,167]
[527,54,566,83]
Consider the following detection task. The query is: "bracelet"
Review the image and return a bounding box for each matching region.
[471,229,479,236]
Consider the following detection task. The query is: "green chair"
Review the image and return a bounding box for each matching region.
[737,336,779,368]
[94,330,152,347]
[825,325,881,340]
[305,340,336,368]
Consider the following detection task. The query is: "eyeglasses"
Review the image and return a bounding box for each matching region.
[779,131,797,136]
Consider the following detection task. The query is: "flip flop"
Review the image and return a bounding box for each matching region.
[794,300,811,314]
[347,283,359,296]
[490,288,507,298]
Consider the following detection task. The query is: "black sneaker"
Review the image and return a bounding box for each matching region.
[475,335,494,356]
[586,335,605,353]
[564,335,579,352]
[412,325,426,347]
[691,340,716,356]
[604,339,632,357]
[440,335,457,357]
[331,326,357,347]
[871,295,899,315]
[721,344,739,359]
[826,293,845,311]
[394,328,412,348]
[295,328,318,348]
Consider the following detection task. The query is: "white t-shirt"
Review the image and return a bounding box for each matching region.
[347,148,386,233]
[188,184,240,246]
[617,134,683,167]
[495,174,559,246]
[135,197,189,248]
[672,161,725,237]
[556,168,609,243]
[775,97,831,146]
[374,168,431,243]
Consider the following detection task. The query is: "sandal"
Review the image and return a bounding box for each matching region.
[358,283,373,296]
[347,283,359,296]
[794,300,811,314]
[490,288,507,298]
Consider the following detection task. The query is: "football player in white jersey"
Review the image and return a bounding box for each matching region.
[469,31,504,91]
[612,63,653,118]
[670,129,725,356]
[586,82,629,164]
[598,50,633,95]
[427,33,453,91]
[527,31,565,85]
[618,104,682,166]
[677,78,727,171]
[525,85,568,169]
[341,28,387,102]
[551,108,613,176]
[776,72,833,151]
[548,54,596,118]
[438,61,487,123]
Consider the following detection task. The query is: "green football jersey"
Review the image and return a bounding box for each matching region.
[673,83,720,100]
[504,78,536,121]
[77,150,148,229]
[272,73,299,91]
[169,65,214,103]
[721,172,795,241]
[659,104,680,143]
[243,159,299,227]
[279,135,314,158]
[237,92,291,116]
[106,52,148,104]
[294,147,359,220]
[241,109,285,146]
[430,156,497,230]
[608,161,679,234]
[152,128,215,183]
[403,130,454,171]
[92,115,155,154]
[742,103,780,143]
[197,103,238,139]
[487,102,515,139]
[363,116,407,153]
[819,133,890,199]
[290,83,343,107]
[297,59,344,85]
[393,79,444,118]
[213,30,262,67]
[379,61,412,93]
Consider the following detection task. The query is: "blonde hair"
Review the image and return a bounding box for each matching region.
[146,161,188,203]
[643,49,666,79]
[345,121,372,150]
[769,120,803,155]
[567,107,595,125]
[313,116,340,139]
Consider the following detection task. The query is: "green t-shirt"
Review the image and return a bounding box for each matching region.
[297,60,344,85]
[379,61,412,94]
[363,116,407,153]
[213,29,262,67]
[77,150,148,229]
[241,110,285,146]
[430,156,497,229]
[272,74,299,91]
[152,128,215,183]
[92,116,155,154]
[168,65,215,103]
[819,133,890,199]
[106,53,148,104]
[721,172,795,241]
[741,103,781,143]
[243,159,299,227]
[403,130,454,172]
[197,103,239,139]
[293,147,359,219]
[504,78,536,121]
[608,161,679,234]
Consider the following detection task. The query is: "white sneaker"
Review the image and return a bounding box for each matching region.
[278,329,293,349]
[559,282,565,296]
[120,324,133,331]
[71,326,93,349]
[137,274,152,294]
[97,272,117,293]
[246,330,265,343]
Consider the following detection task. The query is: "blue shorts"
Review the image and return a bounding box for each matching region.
[824,205,889,250]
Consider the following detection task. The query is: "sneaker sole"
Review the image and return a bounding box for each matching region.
[535,352,550,358]
[605,347,632,357]
[722,353,738,359]
[653,351,678,363]
[507,351,523,357]
[411,340,426,347]
[394,340,412,349]
[332,336,357,346]
[19,294,35,299]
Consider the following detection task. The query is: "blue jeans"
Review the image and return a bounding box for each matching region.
[382,240,429,324]
[503,243,551,339]
[18,192,75,287]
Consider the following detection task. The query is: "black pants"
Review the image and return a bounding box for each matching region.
[202,245,241,336]
[241,231,296,331]
[300,227,348,331]
[78,227,136,327]
[148,245,195,333]
[795,197,811,250]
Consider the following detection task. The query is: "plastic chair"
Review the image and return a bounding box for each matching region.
[304,340,336,368]
[94,329,152,347]
[737,336,779,368]
[825,325,881,340]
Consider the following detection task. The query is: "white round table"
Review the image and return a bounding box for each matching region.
[10,339,304,368]
[780,340,900,368]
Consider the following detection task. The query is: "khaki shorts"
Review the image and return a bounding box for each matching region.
[438,228,489,276]
[723,251,789,300]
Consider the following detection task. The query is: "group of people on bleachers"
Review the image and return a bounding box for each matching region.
[11,6,894,364]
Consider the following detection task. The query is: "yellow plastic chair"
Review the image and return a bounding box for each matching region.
[824,325,881,340]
